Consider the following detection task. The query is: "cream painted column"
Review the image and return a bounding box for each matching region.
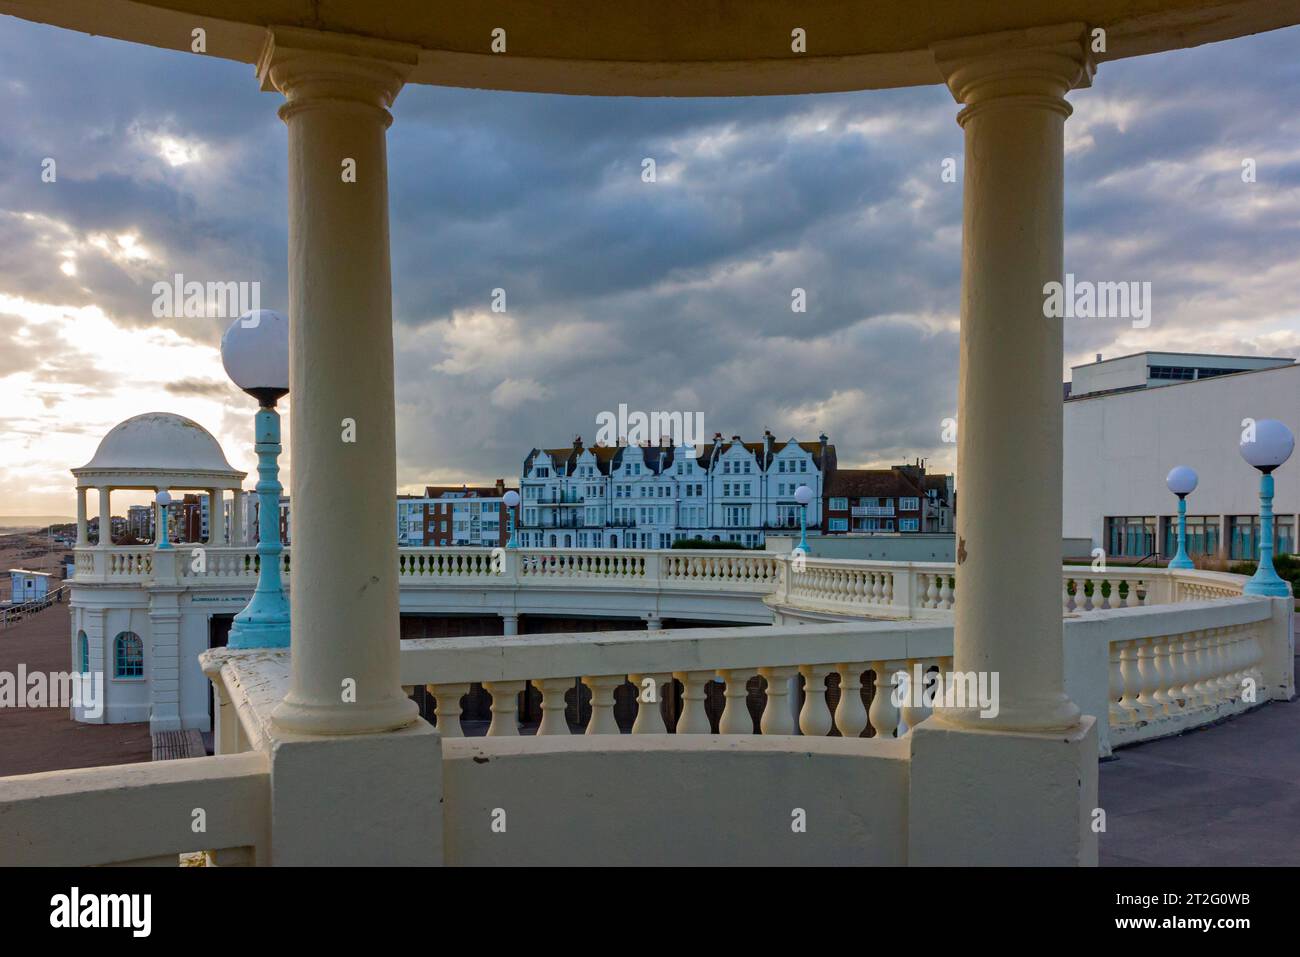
[211,490,227,545]
[97,486,112,547]
[75,488,88,546]
[933,24,1094,732]
[261,27,419,735]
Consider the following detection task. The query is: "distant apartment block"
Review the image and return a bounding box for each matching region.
[823,461,954,535]
[397,480,515,548]
[126,504,153,541]
[517,431,834,549]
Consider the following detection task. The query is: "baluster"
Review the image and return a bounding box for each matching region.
[629,673,671,734]
[427,683,467,737]
[1206,628,1230,703]
[1216,629,1237,702]
[717,669,754,734]
[834,662,869,738]
[758,666,798,735]
[1064,578,1075,613]
[1107,643,1130,726]
[483,680,525,736]
[882,573,894,606]
[798,664,835,736]
[674,670,713,733]
[1148,636,1173,715]
[1190,630,1214,707]
[1118,641,1142,718]
[1133,638,1159,719]
[1116,578,1129,608]
[924,574,939,609]
[1081,578,1095,612]
[868,661,902,738]
[535,677,572,735]
[1159,635,1184,713]
[1243,629,1265,699]
[939,576,954,610]
[583,675,624,734]
[899,659,933,733]
[1176,631,1198,711]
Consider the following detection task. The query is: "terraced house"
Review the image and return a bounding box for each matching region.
[824,464,955,536]
[519,431,835,548]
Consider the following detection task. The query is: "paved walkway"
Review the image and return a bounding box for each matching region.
[1100,665,1300,866]
[0,604,152,776]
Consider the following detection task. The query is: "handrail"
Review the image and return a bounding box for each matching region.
[0,751,269,866]
[1,583,69,629]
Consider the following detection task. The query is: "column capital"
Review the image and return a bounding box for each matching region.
[257,25,420,121]
[932,22,1095,122]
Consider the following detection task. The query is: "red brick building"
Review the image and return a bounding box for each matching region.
[398,479,517,547]
[823,462,952,534]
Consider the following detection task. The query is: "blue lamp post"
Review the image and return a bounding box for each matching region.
[1240,418,1295,597]
[503,489,520,548]
[1165,466,1198,570]
[794,484,813,554]
[222,309,291,649]
[155,490,172,549]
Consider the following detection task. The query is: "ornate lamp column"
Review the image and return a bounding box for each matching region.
[222,309,291,649]
[155,490,172,548]
[1165,466,1198,569]
[1240,418,1295,597]
[794,484,813,554]
[503,489,520,547]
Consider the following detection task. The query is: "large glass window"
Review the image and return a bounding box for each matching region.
[1276,515,1295,557]
[1162,515,1220,559]
[1229,516,1258,561]
[1105,516,1157,558]
[114,632,144,679]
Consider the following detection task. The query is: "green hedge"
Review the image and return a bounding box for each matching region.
[671,538,749,550]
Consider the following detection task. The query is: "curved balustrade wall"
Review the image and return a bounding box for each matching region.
[73,545,1290,754]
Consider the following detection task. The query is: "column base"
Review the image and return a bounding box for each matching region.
[227,616,291,650]
[927,690,1081,733]
[269,719,442,864]
[908,715,1098,865]
[272,692,418,736]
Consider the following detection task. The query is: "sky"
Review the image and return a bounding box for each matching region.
[0,17,1297,516]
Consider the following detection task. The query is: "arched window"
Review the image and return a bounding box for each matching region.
[77,631,89,674]
[114,632,144,679]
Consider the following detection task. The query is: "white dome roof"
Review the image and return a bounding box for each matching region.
[74,413,242,481]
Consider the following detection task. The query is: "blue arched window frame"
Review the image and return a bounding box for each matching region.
[113,632,144,679]
[78,630,89,674]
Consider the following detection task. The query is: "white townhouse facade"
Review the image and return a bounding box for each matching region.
[518,431,834,549]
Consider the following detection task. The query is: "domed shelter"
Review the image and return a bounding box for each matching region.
[71,413,246,547]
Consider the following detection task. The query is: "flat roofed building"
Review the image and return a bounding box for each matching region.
[1064,354,1298,562]
[1067,350,1294,399]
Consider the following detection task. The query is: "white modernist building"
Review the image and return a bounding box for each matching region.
[519,432,833,549]
[1064,352,1298,561]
